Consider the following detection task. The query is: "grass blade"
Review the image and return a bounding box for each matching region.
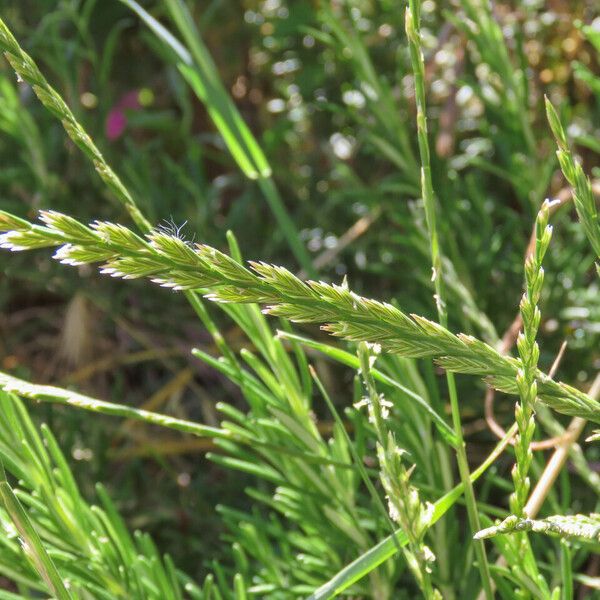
[0,464,71,600]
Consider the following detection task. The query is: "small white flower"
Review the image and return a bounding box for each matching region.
[386,495,401,523]
[353,397,369,411]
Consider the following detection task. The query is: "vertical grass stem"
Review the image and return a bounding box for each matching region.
[405,3,493,597]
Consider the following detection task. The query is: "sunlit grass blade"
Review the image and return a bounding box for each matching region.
[120,0,315,276]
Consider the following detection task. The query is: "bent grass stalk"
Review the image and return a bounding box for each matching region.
[0,209,598,422]
[0,371,360,473]
[0,372,224,440]
[405,2,493,596]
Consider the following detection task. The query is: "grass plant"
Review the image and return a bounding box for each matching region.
[0,2,599,599]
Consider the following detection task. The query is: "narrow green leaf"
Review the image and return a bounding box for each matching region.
[0,464,71,600]
[561,539,573,600]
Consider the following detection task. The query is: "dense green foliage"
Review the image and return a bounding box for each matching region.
[0,1,599,598]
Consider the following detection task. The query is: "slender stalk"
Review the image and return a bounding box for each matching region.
[546,98,600,266]
[405,3,493,597]
[0,372,225,440]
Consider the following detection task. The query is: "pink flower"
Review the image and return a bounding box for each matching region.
[105,90,143,141]
[106,110,127,140]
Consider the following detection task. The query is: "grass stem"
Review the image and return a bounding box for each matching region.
[405,3,493,597]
